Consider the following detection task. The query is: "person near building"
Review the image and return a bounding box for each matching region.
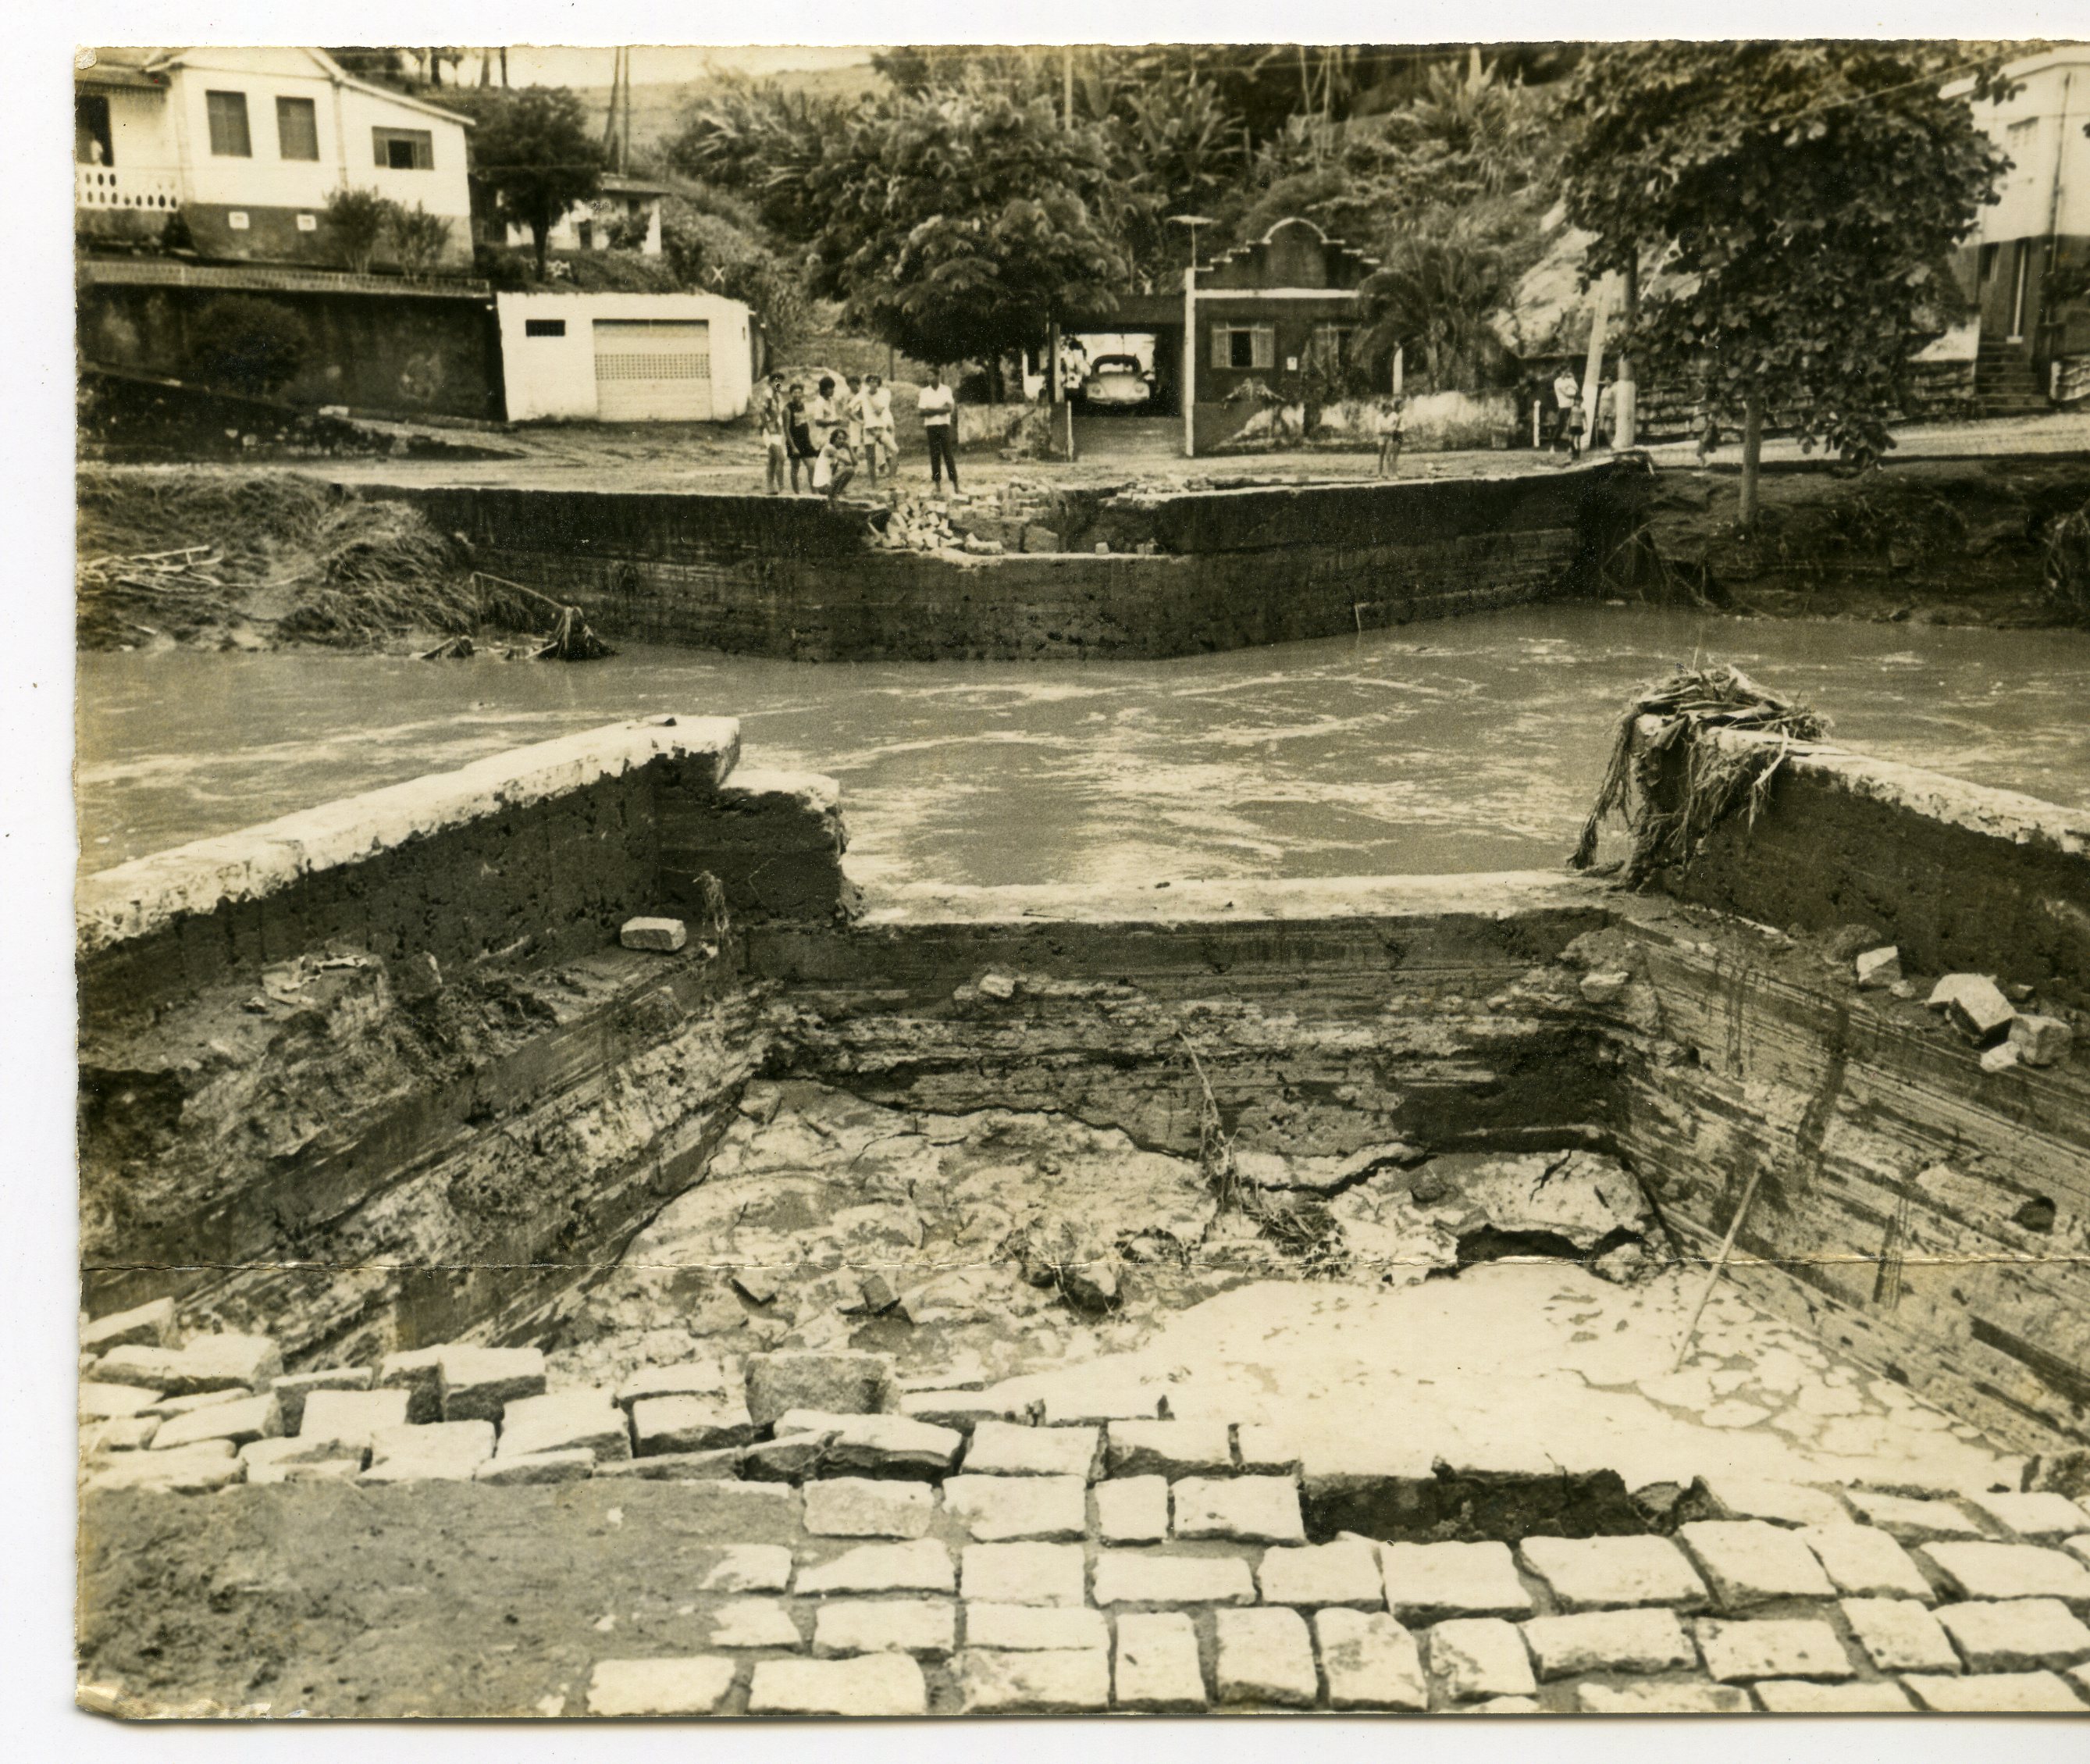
[1551,365,1583,456]
[814,426,858,503]
[1374,394,1407,477]
[757,372,789,496]
[859,373,896,485]
[918,368,959,494]
[784,381,815,494]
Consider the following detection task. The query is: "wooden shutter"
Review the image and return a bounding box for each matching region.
[1252,326,1276,370]
[1209,324,1230,369]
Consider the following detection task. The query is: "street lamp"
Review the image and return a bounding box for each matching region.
[1168,217,1216,461]
[1166,212,1216,270]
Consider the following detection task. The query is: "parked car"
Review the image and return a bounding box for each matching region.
[1082,355,1155,408]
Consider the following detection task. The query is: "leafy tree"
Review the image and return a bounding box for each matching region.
[186,296,308,397]
[1358,230,1517,392]
[460,87,607,277]
[664,81,849,245]
[658,190,812,355]
[385,201,455,279]
[322,186,391,273]
[1561,43,2010,525]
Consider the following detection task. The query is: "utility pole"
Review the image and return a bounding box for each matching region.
[1063,46,1074,128]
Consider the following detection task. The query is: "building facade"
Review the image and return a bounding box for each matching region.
[499,175,670,259]
[496,291,754,422]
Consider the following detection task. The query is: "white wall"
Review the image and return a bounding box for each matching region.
[1964,55,2090,242]
[497,291,754,422]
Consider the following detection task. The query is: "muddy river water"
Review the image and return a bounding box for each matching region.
[77,606,2090,883]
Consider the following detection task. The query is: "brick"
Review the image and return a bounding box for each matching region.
[1095,1474,1167,1544]
[963,1420,1098,1479]
[959,1542,1086,1608]
[744,1351,894,1428]
[1796,1523,1934,1600]
[1677,1520,1836,1609]
[149,1392,280,1452]
[1519,1609,1696,1680]
[942,1474,1085,1541]
[1754,1679,1914,1712]
[1935,1598,2090,1673]
[1256,1541,1382,1607]
[472,1448,595,1485]
[796,1541,954,1597]
[1964,1491,2090,1541]
[79,1382,160,1422]
[615,1360,731,1409]
[1214,1606,1319,1708]
[496,1389,631,1463]
[376,1349,443,1424]
[1172,1475,1304,1544]
[268,1367,373,1434]
[1842,1489,1989,1543]
[1106,1420,1232,1478]
[81,1296,176,1353]
[86,1440,240,1492]
[1315,1609,1428,1711]
[1920,1542,2090,1607]
[1697,1477,1848,1528]
[296,1389,409,1456]
[1091,1551,1257,1607]
[620,915,687,952]
[435,1346,546,1424]
[1576,1681,1750,1713]
[1696,1617,1853,1682]
[1516,1534,1707,1612]
[700,1545,793,1595]
[956,1648,1111,1713]
[632,1393,755,1456]
[363,1420,494,1482]
[587,1656,735,1716]
[774,1410,962,1478]
[803,1477,935,1540]
[1426,1617,1536,1701]
[709,1598,803,1648]
[1841,1598,1961,1673]
[747,1654,927,1716]
[965,1604,1107,1652]
[813,1598,957,1658]
[1901,1670,2089,1712]
[1381,1541,1534,1623]
[1112,1611,1208,1711]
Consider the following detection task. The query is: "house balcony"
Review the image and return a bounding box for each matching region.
[76,163,181,215]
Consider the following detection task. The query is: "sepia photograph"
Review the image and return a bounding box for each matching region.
[59,16,2090,1727]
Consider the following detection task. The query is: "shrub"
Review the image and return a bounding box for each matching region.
[323,187,391,273]
[185,296,309,397]
[385,201,454,280]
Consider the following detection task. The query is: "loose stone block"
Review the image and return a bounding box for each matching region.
[1842,1488,1989,1543]
[1091,1551,1258,1607]
[1517,1534,1708,1612]
[587,1656,735,1716]
[244,1451,361,1486]
[747,1654,928,1716]
[956,1648,1110,1713]
[1519,1609,1696,1680]
[1944,973,2017,1045]
[744,1351,894,1429]
[151,1392,280,1452]
[100,1334,282,1396]
[963,1420,1098,1479]
[796,1541,955,1598]
[1316,1609,1428,1711]
[1919,1541,2090,1606]
[943,1474,1086,1541]
[1754,1679,1914,1712]
[631,1394,754,1456]
[1576,1681,1750,1714]
[1381,1540,1535,1623]
[1934,1598,2090,1673]
[803,1477,935,1540]
[1113,1611,1207,1712]
[1106,1420,1232,1479]
[1901,1670,2088,1712]
[1677,1520,1836,1609]
[1041,1393,1162,1426]
[959,1542,1087,1608]
[86,1440,240,1492]
[1214,1606,1319,1708]
[472,1449,595,1486]
[1964,1491,2090,1541]
[144,1386,251,1421]
[497,1389,632,1462]
[376,1348,443,1424]
[774,1410,963,1478]
[619,916,687,952]
[1172,1474,1305,1544]
[1095,1474,1167,1544]
[741,1431,835,1482]
[615,1360,732,1409]
[1256,1540,1384,1607]
[81,1297,176,1353]
[700,1545,794,1595]
[269,1367,374,1434]
[1796,1523,1934,1600]
[85,1415,160,1452]
[709,1599,803,1648]
[1697,1477,1848,1529]
[1696,1617,1853,1682]
[362,1420,494,1482]
[2010,1013,2074,1067]
[966,1603,1108,1652]
[900,1392,1020,1433]
[1853,946,1902,990]
[1841,1598,1961,1674]
[296,1389,409,1456]
[1235,1424,1301,1476]
[79,1383,162,1422]
[813,1598,956,1659]
[1425,1617,1537,1701]
[436,1345,547,1424]
[600,1448,746,1482]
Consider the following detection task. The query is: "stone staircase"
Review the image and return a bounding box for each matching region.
[1975,338,2050,418]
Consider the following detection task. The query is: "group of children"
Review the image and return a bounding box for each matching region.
[756,371,901,502]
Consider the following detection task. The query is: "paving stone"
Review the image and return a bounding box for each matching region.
[587,1655,736,1716]
[956,1647,1113,1712]
[1425,1617,1537,1701]
[1315,1609,1429,1711]
[376,1348,443,1424]
[963,1420,1099,1479]
[150,1392,281,1452]
[614,1360,732,1409]
[1698,1477,1848,1528]
[81,1296,176,1353]
[747,1654,927,1716]
[1753,1678,1914,1712]
[1920,1541,2090,1607]
[1095,1474,1167,1544]
[295,1389,409,1456]
[744,1351,895,1429]
[1901,1670,2090,1712]
[99,1334,282,1396]
[79,1382,162,1422]
[813,1598,957,1658]
[701,1545,794,1595]
[1517,1534,1708,1612]
[85,1440,241,1492]
[267,1367,374,1434]
[1256,1540,1383,1607]
[1934,1598,2090,1673]
[1109,1610,1206,1711]
[1964,1491,2090,1541]
[496,1389,631,1462]
[1519,1609,1697,1680]
[1091,1551,1258,1607]
[1106,1420,1232,1478]
[1843,1488,1989,1543]
[965,1603,1108,1652]
[363,1420,495,1482]
[1796,1523,1934,1600]
[796,1540,955,1597]
[1172,1475,1305,1544]
[1677,1520,1837,1609]
[1575,1681,1752,1713]
[1696,1617,1853,1682]
[803,1477,935,1540]
[1214,1606,1319,1708]
[1841,1598,1961,1673]
[709,1598,803,1648]
[1381,1541,1535,1623]
[959,1541,1087,1608]
[774,1409,963,1478]
[942,1474,1085,1541]
[435,1345,547,1424]
[472,1448,595,1485]
[631,1394,755,1456]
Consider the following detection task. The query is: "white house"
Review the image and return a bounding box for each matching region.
[75,47,475,272]
[501,173,669,258]
[496,290,754,422]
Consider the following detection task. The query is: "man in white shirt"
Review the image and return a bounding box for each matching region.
[917,368,958,494]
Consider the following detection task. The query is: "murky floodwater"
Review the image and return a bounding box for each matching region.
[76,608,2090,887]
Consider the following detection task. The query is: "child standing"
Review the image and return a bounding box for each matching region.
[785,381,814,494]
[757,372,788,495]
[860,372,895,484]
[1375,395,1406,477]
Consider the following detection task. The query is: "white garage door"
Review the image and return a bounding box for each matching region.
[593,319,713,422]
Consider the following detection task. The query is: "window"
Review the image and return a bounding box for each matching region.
[1979,242,1999,283]
[75,94,113,166]
[1308,324,1358,367]
[276,96,320,162]
[205,90,252,158]
[524,319,567,337]
[373,127,434,171]
[1210,321,1275,371]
